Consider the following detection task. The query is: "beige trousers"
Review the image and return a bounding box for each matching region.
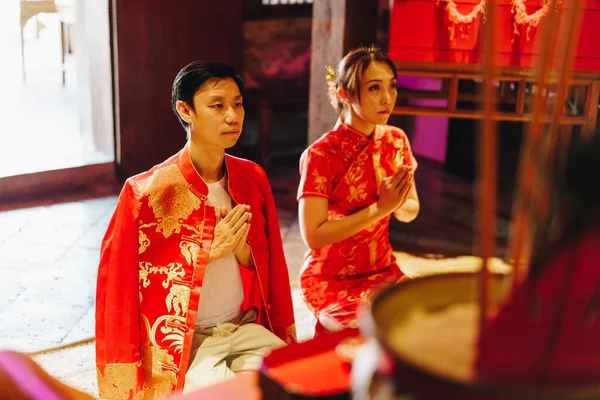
[183,310,285,392]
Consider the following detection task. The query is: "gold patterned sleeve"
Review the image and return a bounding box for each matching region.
[399,128,418,171]
[95,180,145,399]
[297,147,334,201]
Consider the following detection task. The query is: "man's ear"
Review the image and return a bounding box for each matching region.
[175,100,194,126]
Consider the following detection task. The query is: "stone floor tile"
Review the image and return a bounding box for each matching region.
[59,369,98,397]
[291,288,314,342]
[0,301,87,343]
[0,337,62,354]
[62,306,95,345]
[59,246,101,284]
[36,200,111,227]
[74,214,113,249]
[17,273,95,309]
[7,222,89,247]
[0,210,36,242]
[0,270,28,310]
[0,242,68,270]
[283,240,308,283]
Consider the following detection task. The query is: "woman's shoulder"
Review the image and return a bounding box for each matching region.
[380,124,410,140]
[303,129,344,158]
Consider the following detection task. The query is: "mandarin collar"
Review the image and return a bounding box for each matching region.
[177,143,209,200]
[177,143,243,201]
[334,118,378,145]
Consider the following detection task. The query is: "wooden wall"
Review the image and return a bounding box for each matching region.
[111,1,244,179]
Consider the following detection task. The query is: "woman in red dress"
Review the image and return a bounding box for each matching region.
[297,46,420,335]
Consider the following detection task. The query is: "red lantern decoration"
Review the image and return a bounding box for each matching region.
[389,0,600,71]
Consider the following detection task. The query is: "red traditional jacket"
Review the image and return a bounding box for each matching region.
[95,144,296,400]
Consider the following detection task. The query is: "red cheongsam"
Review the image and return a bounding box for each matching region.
[297,120,417,330]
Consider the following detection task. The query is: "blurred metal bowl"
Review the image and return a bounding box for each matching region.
[359,272,600,400]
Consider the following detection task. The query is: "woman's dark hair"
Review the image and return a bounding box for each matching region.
[171,61,244,129]
[330,45,397,115]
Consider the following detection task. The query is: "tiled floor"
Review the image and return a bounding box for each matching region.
[0,188,118,353]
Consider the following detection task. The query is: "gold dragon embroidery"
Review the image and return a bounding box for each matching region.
[143,164,201,238]
[139,231,151,254]
[97,362,143,400]
[311,169,328,193]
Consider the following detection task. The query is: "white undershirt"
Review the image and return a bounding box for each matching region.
[195,176,244,327]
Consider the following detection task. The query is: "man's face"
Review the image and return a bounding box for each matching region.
[183,78,245,149]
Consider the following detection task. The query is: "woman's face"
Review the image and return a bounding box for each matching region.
[348,62,397,126]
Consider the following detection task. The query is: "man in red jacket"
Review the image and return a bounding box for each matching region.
[95,61,296,399]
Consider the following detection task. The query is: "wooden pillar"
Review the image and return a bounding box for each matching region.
[585,81,600,137]
[111,0,244,179]
[307,0,379,145]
